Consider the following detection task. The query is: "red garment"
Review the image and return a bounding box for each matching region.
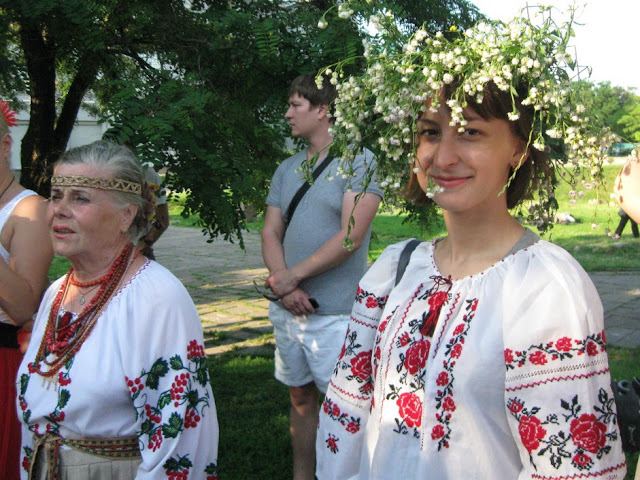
[0,346,22,480]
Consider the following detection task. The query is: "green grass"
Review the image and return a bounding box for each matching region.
[49,256,71,280]
[207,355,293,479]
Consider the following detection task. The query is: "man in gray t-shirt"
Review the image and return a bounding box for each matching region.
[261,74,382,480]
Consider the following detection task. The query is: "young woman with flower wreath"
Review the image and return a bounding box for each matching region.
[0,100,53,480]
[315,6,627,479]
[16,141,218,479]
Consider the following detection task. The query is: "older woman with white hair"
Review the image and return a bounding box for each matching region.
[16,141,218,479]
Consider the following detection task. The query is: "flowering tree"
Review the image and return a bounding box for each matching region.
[0,0,481,243]
[317,3,615,232]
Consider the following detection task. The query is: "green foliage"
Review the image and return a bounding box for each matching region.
[574,80,640,142]
[618,98,640,143]
[0,0,491,245]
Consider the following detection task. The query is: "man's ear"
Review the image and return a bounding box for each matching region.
[316,103,330,120]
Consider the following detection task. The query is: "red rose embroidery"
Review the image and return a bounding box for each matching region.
[346,421,360,434]
[556,337,572,352]
[375,346,381,361]
[397,392,422,428]
[586,341,599,357]
[570,413,607,454]
[450,343,462,359]
[331,404,341,418]
[398,333,410,346]
[573,453,592,469]
[508,399,524,414]
[322,400,330,414]
[431,424,445,439]
[504,349,514,364]
[403,339,430,375]
[518,415,547,452]
[326,434,339,453]
[453,324,465,336]
[350,351,372,381]
[442,396,456,412]
[436,371,449,386]
[378,320,387,332]
[601,330,606,344]
[361,382,374,394]
[529,351,547,365]
[366,296,378,309]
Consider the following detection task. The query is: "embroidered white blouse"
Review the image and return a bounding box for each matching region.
[16,260,219,479]
[316,237,627,479]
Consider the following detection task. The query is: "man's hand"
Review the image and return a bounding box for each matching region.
[281,288,317,316]
[266,268,300,298]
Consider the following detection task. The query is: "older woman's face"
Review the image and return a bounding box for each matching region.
[48,163,136,266]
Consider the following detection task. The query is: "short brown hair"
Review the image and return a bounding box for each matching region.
[405,81,552,209]
[289,73,337,108]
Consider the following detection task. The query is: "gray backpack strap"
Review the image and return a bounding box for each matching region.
[395,239,422,286]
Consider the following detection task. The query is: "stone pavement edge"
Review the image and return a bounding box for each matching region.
[153,226,640,352]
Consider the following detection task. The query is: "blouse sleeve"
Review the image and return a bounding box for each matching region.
[501,245,627,479]
[315,240,408,480]
[120,267,219,479]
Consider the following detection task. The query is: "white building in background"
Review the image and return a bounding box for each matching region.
[10,102,108,172]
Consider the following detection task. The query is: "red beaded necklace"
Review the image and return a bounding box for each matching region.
[32,243,135,379]
[69,271,111,288]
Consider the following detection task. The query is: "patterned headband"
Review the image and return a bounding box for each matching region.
[0,100,18,127]
[51,175,142,195]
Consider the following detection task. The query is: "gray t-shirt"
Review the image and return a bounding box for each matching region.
[266,148,383,314]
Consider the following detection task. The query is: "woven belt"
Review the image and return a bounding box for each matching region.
[30,433,141,480]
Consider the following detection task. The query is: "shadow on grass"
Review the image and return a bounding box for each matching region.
[208,354,292,479]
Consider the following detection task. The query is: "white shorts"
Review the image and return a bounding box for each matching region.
[269,303,349,393]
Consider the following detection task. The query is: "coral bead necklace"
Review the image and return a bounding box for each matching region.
[31,242,135,380]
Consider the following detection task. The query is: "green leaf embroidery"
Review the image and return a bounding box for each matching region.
[162,412,184,439]
[58,389,71,409]
[146,358,169,389]
[170,355,184,370]
[158,391,172,409]
[20,373,29,395]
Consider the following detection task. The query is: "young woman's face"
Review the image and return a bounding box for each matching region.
[414,104,527,216]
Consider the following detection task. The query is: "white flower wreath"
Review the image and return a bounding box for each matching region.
[317,4,614,232]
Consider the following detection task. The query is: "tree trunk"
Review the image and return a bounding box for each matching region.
[55,55,100,152]
[18,22,57,195]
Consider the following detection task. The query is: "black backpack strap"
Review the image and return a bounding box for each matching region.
[284,155,334,227]
[395,239,422,286]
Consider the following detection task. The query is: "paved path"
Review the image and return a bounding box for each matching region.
[154,226,640,353]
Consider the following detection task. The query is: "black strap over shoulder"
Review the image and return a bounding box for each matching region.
[395,239,422,286]
[284,155,334,228]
